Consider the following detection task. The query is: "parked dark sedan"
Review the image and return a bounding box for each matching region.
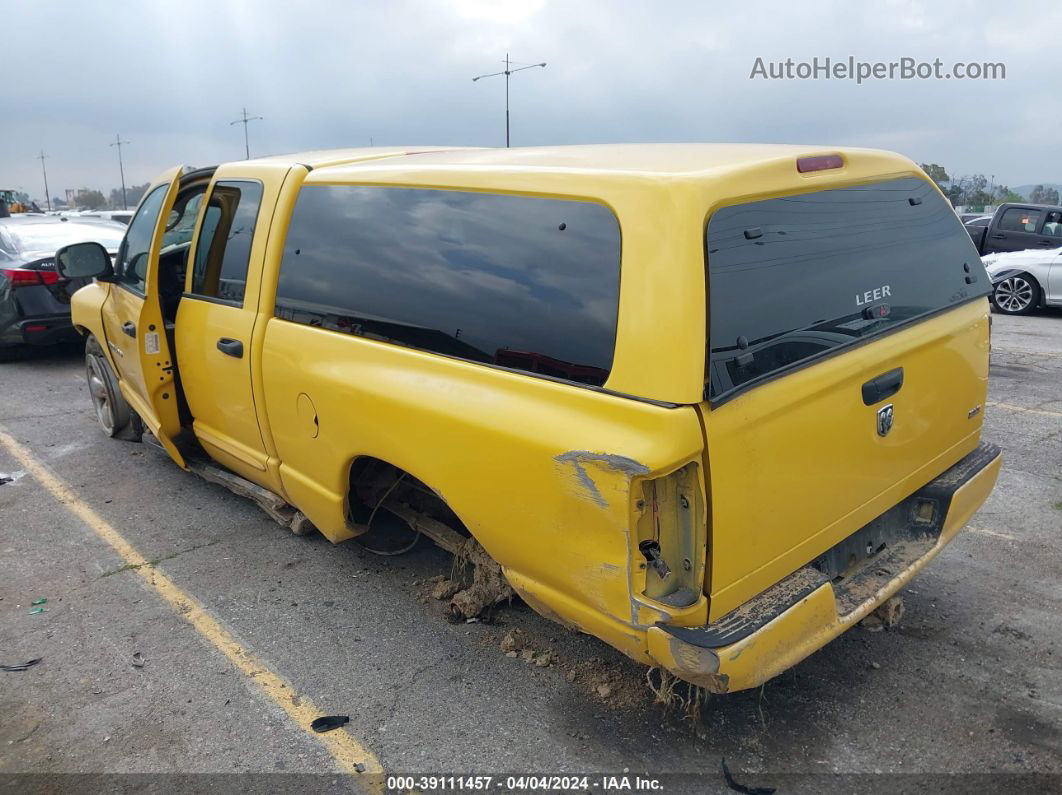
[0,216,125,361]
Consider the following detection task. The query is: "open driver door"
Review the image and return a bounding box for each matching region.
[98,165,212,469]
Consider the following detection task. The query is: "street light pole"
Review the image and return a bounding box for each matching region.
[229,107,263,160]
[472,54,546,147]
[110,134,130,210]
[36,150,51,211]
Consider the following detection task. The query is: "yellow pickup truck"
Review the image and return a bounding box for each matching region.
[56,144,1000,693]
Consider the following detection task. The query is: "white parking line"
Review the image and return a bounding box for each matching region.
[967,525,1018,541]
[986,401,1062,419]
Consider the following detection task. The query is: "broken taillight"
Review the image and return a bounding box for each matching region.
[632,462,705,608]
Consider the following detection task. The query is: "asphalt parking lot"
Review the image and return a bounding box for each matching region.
[0,310,1060,792]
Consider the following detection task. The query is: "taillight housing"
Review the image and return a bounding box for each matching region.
[632,462,706,608]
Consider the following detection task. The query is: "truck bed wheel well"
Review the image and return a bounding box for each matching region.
[345,457,515,617]
[346,456,471,542]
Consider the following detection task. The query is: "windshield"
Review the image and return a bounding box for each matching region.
[705,176,989,402]
[0,221,125,256]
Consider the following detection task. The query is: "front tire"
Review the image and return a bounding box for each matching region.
[85,335,142,441]
[992,274,1040,315]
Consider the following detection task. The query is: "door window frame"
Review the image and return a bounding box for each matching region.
[184,178,265,309]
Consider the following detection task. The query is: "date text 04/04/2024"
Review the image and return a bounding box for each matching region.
[384,775,664,791]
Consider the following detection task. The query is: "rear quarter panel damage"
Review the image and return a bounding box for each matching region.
[259,317,706,662]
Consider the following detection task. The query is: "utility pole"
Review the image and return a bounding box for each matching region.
[36,150,51,211]
[110,134,130,210]
[473,54,546,147]
[229,107,263,160]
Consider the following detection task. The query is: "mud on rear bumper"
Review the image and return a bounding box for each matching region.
[646,441,1002,693]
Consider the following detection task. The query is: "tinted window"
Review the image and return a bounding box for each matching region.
[190,181,263,304]
[998,207,1041,233]
[275,187,621,385]
[115,185,168,292]
[1041,210,1062,238]
[706,177,988,402]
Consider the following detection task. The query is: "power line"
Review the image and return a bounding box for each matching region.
[110,134,131,210]
[229,107,263,160]
[472,53,546,147]
[36,150,50,212]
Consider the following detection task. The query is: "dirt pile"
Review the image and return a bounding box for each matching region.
[423,539,516,619]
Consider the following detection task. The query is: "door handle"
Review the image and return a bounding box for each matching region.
[122,321,136,338]
[217,337,243,358]
[862,367,904,406]
[990,233,1006,239]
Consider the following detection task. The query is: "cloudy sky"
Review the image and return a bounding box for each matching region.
[5,0,1059,201]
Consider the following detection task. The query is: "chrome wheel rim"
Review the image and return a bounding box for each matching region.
[996,277,1033,312]
[86,354,116,434]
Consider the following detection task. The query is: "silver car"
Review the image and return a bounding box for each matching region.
[982,246,1062,315]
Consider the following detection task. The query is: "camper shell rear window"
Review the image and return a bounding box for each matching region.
[705,176,989,403]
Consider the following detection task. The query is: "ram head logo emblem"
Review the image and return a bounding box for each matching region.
[876,404,894,437]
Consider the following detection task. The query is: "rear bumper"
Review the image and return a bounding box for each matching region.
[0,314,78,348]
[646,441,1002,693]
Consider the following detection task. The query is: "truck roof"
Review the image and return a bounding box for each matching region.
[306,143,916,180]
[244,146,469,170]
[241,143,918,181]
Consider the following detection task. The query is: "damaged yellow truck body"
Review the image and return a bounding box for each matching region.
[61,144,1000,693]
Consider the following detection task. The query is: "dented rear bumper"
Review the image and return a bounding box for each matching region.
[646,441,1002,693]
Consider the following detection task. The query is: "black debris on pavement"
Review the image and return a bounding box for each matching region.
[310,715,350,733]
[1,658,42,672]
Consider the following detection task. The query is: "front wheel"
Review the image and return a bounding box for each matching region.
[85,335,142,441]
[992,274,1040,315]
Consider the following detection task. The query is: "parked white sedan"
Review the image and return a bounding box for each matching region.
[982,246,1062,315]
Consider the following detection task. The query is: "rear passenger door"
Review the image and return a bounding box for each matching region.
[175,173,272,484]
[1047,245,1062,304]
[989,206,1044,253]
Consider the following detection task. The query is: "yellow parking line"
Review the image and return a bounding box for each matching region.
[986,401,1062,419]
[0,427,383,780]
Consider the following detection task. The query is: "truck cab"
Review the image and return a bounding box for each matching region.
[971,201,1062,255]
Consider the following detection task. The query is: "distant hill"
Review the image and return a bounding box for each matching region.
[1012,183,1062,202]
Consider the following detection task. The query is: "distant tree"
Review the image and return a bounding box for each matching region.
[76,189,107,210]
[920,163,951,188]
[125,183,149,207]
[108,182,150,209]
[996,187,1024,204]
[945,181,966,206]
[1029,184,1060,205]
[950,174,994,211]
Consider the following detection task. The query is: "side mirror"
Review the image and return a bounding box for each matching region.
[55,241,114,280]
